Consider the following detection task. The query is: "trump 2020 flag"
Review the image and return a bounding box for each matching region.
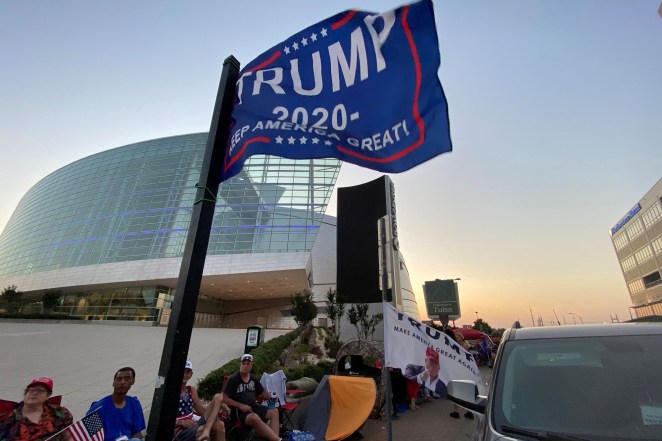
[383,302,486,397]
[222,0,452,182]
[66,408,104,441]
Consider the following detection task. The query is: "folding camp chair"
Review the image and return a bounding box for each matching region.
[260,370,299,431]
[1,395,62,411]
[279,399,299,432]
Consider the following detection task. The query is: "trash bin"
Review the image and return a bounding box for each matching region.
[244,325,265,354]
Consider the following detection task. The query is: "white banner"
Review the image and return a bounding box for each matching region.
[384,302,486,397]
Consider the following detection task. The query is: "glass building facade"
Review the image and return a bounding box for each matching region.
[610,177,662,319]
[0,133,341,322]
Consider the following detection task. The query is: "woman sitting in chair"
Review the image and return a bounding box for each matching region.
[0,377,73,441]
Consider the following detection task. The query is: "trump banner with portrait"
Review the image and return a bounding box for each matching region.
[222,0,452,182]
[384,302,486,397]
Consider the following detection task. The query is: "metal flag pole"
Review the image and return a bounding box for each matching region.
[145,55,240,441]
[379,216,393,441]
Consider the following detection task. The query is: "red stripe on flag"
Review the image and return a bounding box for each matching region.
[246,51,281,73]
[332,10,357,30]
[336,5,426,164]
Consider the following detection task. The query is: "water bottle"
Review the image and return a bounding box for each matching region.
[268,391,277,409]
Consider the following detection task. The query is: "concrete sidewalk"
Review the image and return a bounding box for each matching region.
[2,321,488,440]
[0,321,286,420]
[359,394,478,441]
[288,366,491,441]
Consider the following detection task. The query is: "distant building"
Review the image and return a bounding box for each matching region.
[609,177,662,319]
[0,133,420,328]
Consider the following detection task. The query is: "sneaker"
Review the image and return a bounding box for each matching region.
[449,411,460,419]
[464,411,474,419]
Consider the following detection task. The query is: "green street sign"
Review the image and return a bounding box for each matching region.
[423,279,460,316]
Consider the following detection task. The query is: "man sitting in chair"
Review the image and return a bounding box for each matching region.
[222,354,281,441]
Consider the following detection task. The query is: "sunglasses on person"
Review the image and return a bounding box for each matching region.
[26,387,49,394]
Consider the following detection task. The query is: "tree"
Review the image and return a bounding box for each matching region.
[347,303,383,340]
[324,288,345,339]
[290,289,318,328]
[42,292,61,312]
[473,318,493,335]
[1,285,23,313]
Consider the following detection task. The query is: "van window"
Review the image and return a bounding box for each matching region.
[492,335,662,439]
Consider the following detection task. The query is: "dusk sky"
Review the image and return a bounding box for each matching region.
[1,1,661,328]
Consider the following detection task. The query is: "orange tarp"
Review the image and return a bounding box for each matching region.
[326,376,376,441]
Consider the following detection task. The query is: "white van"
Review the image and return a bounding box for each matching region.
[448,323,662,441]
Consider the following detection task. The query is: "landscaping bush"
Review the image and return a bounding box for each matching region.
[284,360,334,383]
[324,335,341,359]
[197,328,301,400]
[0,313,82,320]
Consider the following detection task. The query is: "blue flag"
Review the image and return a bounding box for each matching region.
[221,0,452,182]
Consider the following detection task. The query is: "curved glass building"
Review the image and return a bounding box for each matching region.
[0,132,420,328]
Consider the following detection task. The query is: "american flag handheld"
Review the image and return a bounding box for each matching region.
[222,0,452,182]
[67,407,105,441]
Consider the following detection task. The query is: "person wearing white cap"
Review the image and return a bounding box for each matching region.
[222,354,282,441]
[174,361,229,441]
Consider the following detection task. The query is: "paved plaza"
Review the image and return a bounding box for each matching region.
[0,321,287,420]
[1,321,485,440]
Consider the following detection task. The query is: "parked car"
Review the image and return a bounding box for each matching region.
[448,322,662,440]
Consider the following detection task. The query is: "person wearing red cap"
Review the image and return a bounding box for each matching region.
[404,347,447,399]
[0,377,73,440]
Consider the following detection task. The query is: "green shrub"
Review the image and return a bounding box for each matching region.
[197,328,301,400]
[292,343,309,361]
[284,360,334,383]
[324,336,341,359]
[0,313,82,320]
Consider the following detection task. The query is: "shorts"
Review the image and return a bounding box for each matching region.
[234,403,269,424]
[174,416,206,441]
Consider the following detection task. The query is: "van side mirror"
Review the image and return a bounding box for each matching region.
[447,380,486,414]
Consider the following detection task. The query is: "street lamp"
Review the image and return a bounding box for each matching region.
[450,278,461,328]
[568,312,583,324]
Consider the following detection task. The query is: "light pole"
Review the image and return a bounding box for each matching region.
[568,312,583,324]
[449,278,460,328]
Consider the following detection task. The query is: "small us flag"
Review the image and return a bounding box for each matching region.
[67,408,105,441]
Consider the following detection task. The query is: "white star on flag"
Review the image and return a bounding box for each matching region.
[292,42,299,50]
[283,46,290,55]
[301,37,308,46]
[275,136,283,144]
[324,140,332,146]
[320,27,328,37]
[288,137,295,144]
[312,138,319,144]
[310,32,317,42]
[299,136,307,144]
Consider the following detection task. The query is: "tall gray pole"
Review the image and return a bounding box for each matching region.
[379,216,393,441]
[145,56,240,441]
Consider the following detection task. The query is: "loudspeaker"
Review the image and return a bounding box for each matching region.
[336,176,391,303]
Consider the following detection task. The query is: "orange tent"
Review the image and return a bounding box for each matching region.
[299,375,376,440]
